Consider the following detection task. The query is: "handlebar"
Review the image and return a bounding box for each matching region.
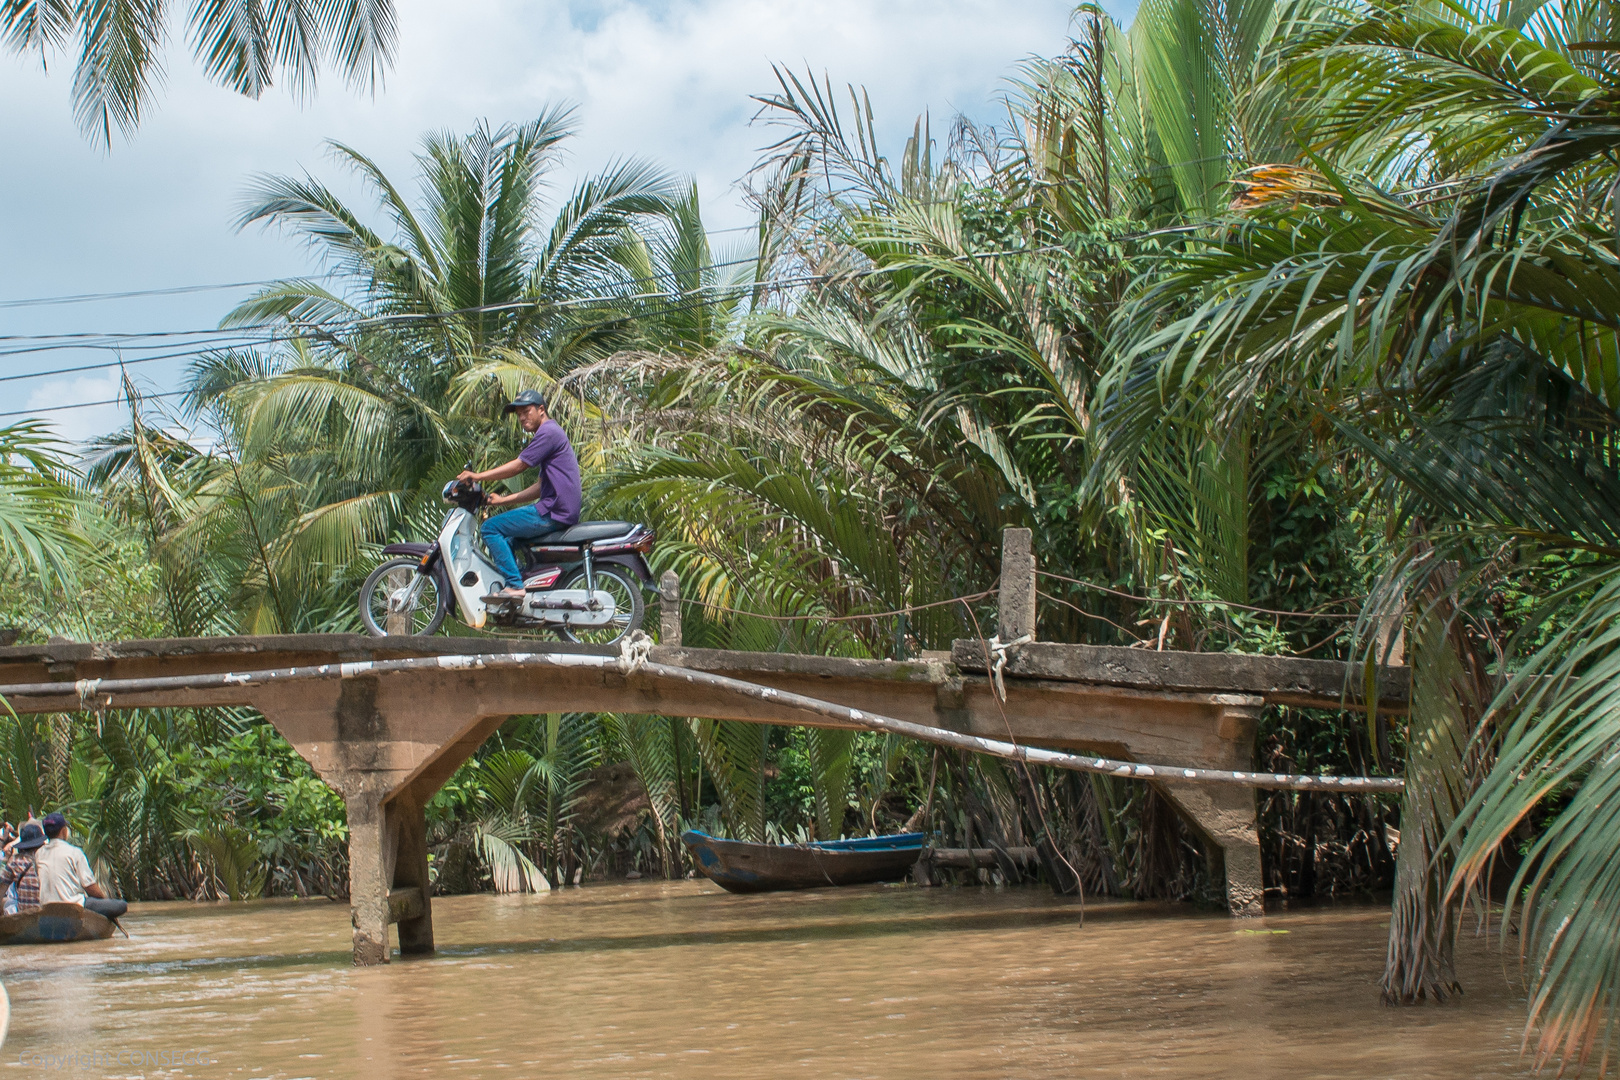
[443,475,487,510]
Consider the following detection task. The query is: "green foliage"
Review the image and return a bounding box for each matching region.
[803,728,857,841]
[181,823,269,901]
[0,421,87,592]
[691,719,769,843]
[1086,0,1620,1063]
[0,0,398,146]
[601,713,682,870]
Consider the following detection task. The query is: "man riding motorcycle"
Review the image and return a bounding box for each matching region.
[456,389,582,602]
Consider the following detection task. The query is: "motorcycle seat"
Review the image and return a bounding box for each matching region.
[530,520,635,545]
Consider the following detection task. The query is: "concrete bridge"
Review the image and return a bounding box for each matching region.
[0,532,1406,964]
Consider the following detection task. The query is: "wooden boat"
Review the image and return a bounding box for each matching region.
[682,830,926,894]
[0,903,117,946]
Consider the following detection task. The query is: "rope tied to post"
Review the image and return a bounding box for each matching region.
[74,678,110,734]
[616,630,654,675]
[988,634,1031,702]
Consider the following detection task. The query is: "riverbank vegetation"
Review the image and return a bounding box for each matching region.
[4,0,1620,1068]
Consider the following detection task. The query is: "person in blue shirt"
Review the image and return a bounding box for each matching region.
[458,389,583,601]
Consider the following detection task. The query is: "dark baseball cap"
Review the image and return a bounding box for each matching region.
[42,811,67,837]
[502,389,547,414]
[14,822,45,850]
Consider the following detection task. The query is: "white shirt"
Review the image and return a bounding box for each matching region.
[35,838,97,905]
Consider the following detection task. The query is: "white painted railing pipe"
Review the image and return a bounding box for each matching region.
[0,642,1403,794]
[628,658,1404,794]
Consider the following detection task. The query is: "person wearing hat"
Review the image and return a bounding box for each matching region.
[37,812,127,920]
[456,389,582,602]
[0,821,47,915]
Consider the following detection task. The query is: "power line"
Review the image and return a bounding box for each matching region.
[0,255,780,366]
[0,235,1066,347]
[0,286,781,421]
[0,274,340,311]
[0,389,189,421]
[0,246,775,343]
[0,335,278,361]
[0,339,305,384]
[0,293,728,421]
[0,224,760,312]
[0,241,1073,415]
[0,259,761,347]
[0,327,277,346]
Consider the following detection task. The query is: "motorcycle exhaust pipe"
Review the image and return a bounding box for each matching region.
[525,598,602,612]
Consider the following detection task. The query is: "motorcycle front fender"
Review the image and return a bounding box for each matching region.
[594,553,654,586]
[383,542,433,558]
[380,543,452,606]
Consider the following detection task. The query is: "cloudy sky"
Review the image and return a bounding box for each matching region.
[0,0,1118,445]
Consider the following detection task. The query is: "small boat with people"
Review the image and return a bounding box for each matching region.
[0,816,126,946]
[681,830,927,893]
[0,902,117,946]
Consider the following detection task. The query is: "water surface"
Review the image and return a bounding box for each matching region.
[0,884,1535,1078]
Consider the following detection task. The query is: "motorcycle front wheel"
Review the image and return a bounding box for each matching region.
[359,558,449,637]
[559,565,644,645]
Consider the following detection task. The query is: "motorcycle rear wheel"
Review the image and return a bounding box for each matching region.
[359,558,449,637]
[558,566,644,645]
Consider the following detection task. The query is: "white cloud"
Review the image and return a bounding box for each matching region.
[0,0,1107,444]
[21,372,128,448]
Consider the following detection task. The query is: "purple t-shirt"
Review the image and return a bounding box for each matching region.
[517,420,582,526]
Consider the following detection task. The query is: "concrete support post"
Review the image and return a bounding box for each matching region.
[384,566,411,636]
[345,784,436,963]
[346,782,394,965]
[1162,782,1264,916]
[389,795,434,955]
[1159,699,1265,916]
[999,528,1037,643]
[659,571,682,647]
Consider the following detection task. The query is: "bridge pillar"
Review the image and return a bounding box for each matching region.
[390,793,435,955]
[254,675,474,965]
[1157,697,1265,916]
[1159,782,1264,916]
[342,781,436,964]
[344,779,396,965]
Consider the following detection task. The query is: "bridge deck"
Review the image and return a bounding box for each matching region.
[0,632,1407,711]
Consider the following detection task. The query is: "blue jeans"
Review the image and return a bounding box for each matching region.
[85,896,127,920]
[481,507,558,588]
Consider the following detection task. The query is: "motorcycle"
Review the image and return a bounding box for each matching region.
[358,475,655,644]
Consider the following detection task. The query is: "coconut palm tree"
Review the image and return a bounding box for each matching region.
[181,109,683,630]
[1092,0,1620,1065]
[0,0,397,145]
[0,420,84,589]
[576,35,1334,893]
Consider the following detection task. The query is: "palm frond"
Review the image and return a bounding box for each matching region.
[70,0,165,145]
[690,718,769,842]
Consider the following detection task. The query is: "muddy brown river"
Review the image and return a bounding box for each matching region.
[0,883,1534,1078]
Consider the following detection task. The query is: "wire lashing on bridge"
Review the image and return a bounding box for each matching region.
[0,636,1403,795]
[1036,571,1362,620]
[677,590,996,622]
